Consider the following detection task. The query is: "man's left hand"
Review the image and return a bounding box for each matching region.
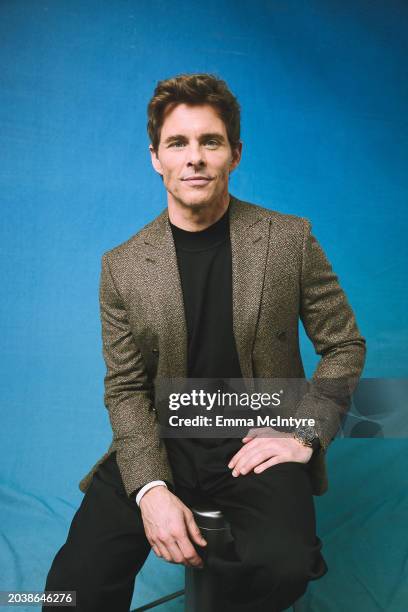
[227,427,313,476]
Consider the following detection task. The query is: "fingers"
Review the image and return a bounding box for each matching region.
[164,540,187,565]
[151,535,201,567]
[177,535,204,568]
[185,512,207,548]
[228,430,297,475]
[229,429,275,468]
[231,447,275,475]
[183,512,207,568]
[241,427,259,443]
[253,456,287,473]
[228,437,258,469]
[151,542,168,561]
[149,515,206,568]
[229,443,270,473]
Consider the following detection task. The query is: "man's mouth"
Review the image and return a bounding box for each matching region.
[181,175,213,186]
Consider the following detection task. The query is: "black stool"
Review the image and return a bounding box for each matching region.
[185,504,234,611]
[131,504,232,612]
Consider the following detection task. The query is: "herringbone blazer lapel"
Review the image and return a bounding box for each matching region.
[140,194,270,380]
[229,195,270,380]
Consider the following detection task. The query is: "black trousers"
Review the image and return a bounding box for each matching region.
[43,439,328,612]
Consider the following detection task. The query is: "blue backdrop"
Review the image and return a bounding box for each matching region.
[1,1,407,610]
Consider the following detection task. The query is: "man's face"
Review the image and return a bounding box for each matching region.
[149,103,242,210]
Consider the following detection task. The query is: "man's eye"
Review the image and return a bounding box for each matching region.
[168,140,219,148]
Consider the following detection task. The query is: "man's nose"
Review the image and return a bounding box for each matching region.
[186,144,205,167]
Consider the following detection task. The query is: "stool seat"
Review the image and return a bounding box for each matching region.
[190,505,229,530]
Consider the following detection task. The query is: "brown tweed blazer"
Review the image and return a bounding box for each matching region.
[78,194,366,498]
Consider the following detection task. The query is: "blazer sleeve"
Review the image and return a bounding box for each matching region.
[99,252,175,497]
[293,220,367,451]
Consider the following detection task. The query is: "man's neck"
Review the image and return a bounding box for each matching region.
[167,193,231,232]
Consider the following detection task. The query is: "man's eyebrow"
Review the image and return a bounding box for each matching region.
[199,132,226,141]
[163,132,226,144]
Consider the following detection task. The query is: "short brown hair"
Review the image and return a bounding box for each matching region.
[147,73,241,152]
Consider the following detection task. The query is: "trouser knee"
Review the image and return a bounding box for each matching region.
[245,544,311,597]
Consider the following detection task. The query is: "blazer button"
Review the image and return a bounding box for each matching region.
[152,348,159,355]
[276,330,287,341]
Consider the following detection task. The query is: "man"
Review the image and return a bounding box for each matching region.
[44,73,366,612]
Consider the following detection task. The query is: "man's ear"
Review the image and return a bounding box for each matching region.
[229,141,243,173]
[149,144,163,176]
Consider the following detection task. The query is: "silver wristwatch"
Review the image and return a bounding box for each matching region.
[293,425,321,452]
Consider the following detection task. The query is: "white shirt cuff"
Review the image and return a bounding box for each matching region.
[136,480,168,506]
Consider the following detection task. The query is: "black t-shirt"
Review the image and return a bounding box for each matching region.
[169,204,242,380]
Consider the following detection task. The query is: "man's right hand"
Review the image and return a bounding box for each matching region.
[139,486,207,568]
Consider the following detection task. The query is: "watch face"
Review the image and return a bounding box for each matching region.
[297,426,316,444]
